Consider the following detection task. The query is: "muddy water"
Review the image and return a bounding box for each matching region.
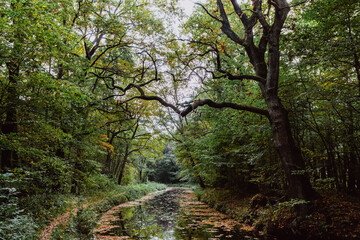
[94,188,255,240]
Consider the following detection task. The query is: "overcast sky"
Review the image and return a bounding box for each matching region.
[178,0,201,16]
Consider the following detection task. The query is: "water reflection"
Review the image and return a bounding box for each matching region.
[94,188,249,240]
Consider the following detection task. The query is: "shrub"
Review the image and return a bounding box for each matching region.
[0,173,38,240]
[74,208,98,236]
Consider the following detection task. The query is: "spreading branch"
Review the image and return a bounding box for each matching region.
[213,73,266,83]
[180,99,269,118]
[213,47,266,84]
[215,0,246,46]
[195,3,221,22]
[119,84,181,115]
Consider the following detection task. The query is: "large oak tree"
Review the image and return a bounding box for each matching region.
[133,0,319,206]
[186,0,318,202]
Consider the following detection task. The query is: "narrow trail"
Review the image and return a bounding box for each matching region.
[40,210,74,240]
[39,192,124,240]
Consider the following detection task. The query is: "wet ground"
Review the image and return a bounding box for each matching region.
[94,188,255,240]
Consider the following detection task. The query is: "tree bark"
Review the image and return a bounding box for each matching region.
[117,151,129,185]
[117,122,139,185]
[266,95,317,200]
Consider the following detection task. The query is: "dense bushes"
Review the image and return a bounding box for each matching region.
[0,174,38,240]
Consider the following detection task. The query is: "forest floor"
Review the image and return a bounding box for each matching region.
[196,188,360,240]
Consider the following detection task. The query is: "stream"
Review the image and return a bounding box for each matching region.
[94,188,256,240]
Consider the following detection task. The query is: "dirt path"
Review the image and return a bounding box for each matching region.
[39,192,124,240]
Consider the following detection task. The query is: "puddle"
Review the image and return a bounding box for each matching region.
[94,188,256,239]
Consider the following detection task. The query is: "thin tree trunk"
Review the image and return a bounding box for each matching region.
[346,108,358,192]
[117,148,129,185]
[189,156,206,189]
[118,122,139,185]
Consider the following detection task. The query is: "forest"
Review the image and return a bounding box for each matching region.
[1,0,359,239]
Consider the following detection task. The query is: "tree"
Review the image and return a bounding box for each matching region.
[0,0,168,193]
[116,1,319,208]
[157,0,319,205]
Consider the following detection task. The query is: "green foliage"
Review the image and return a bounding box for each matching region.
[0,174,38,240]
[20,193,75,224]
[1,1,170,237]
[0,214,38,240]
[85,174,117,192]
[74,208,98,236]
[174,105,278,192]
[279,0,360,192]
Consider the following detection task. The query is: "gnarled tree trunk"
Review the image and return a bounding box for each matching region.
[266,94,317,201]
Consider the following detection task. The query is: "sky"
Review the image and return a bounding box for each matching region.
[178,0,197,16]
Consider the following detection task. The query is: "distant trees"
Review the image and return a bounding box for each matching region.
[147,145,180,184]
[280,0,360,193]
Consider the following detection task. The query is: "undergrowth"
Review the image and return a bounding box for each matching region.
[195,188,253,222]
[195,187,360,240]
[1,170,166,240]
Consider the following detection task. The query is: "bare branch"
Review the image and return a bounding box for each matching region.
[195,3,221,22]
[216,0,245,46]
[253,0,270,32]
[180,99,269,118]
[213,47,266,84]
[214,73,266,83]
[116,84,181,114]
[89,38,128,68]
[134,95,181,115]
[288,0,309,8]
